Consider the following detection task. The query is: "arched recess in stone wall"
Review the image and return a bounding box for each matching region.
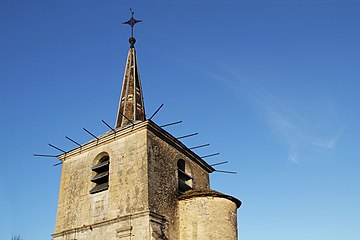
[177,159,193,192]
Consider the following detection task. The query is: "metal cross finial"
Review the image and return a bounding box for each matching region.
[122,8,142,38]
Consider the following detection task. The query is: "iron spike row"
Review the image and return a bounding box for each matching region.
[48,143,66,153]
[201,153,220,158]
[101,119,116,133]
[160,120,183,128]
[189,143,210,150]
[83,128,99,140]
[210,161,229,167]
[176,132,199,140]
[53,162,63,167]
[215,170,237,174]
[149,103,164,120]
[65,136,82,147]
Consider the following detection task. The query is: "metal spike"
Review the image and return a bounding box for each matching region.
[189,143,210,150]
[33,154,58,158]
[48,144,66,153]
[118,112,135,127]
[83,128,99,140]
[210,161,229,167]
[176,132,198,140]
[160,120,182,128]
[201,153,220,158]
[65,136,82,147]
[53,162,63,167]
[149,104,164,120]
[215,170,237,174]
[102,119,116,133]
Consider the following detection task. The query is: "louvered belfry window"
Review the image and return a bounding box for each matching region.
[178,159,193,193]
[90,155,110,194]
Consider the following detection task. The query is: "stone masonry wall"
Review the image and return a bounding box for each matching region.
[52,122,232,240]
[147,130,211,240]
[54,129,150,238]
[178,196,238,240]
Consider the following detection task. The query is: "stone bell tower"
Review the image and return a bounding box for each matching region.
[52,12,241,240]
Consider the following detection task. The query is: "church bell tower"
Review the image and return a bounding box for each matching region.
[52,12,241,240]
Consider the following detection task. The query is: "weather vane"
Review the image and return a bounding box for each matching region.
[122,8,142,39]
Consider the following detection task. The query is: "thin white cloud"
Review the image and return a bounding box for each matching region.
[289,144,299,164]
[159,46,345,163]
[206,67,344,163]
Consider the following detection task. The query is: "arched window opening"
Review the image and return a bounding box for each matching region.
[90,155,110,194]
[178,159,193,193]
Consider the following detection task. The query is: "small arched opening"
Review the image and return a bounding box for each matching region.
[90,154,110,194]
[178,159,193,193]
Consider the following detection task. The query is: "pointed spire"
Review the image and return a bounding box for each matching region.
[115,11,145,129]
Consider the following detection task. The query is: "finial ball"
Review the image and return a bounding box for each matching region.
[129,37,136,46]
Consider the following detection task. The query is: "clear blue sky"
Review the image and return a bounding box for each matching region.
[0,0,359,239]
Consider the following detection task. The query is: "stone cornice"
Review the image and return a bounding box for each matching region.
[178,189,242,208]
[52,210,166,238]
[56,121,215,173]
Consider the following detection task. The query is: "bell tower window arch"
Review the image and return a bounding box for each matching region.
[90,153,110,194]
[177,159,193,193]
